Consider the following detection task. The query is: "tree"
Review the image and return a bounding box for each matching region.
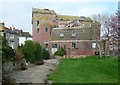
[1,34,15,62]
[22,40,36,63]
[34,43,42,60]
[104,11,120,56]
[22,40,45,63]
[91,14,114,56]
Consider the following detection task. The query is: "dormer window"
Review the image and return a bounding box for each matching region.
[59,33,64,38]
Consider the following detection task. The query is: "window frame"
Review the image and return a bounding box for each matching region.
[72,42,76,48]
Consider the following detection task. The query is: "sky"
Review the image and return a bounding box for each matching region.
[0,0,119,35]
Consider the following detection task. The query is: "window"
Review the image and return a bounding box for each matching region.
[59,33,64,38]
[52,44,57,48]
[45,27,48,32]
[37,21,39,26]
[92,43,96,48]
[72,31,76,37]
[45,43,48,51]
[72,42,76,48]
[45,43,48,48]
[37,28,39,33]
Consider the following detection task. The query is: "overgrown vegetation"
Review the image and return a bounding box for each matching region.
[1,34,15,62]
[21,40,50,64]
[22,40,36,63]
[48,56,118,83]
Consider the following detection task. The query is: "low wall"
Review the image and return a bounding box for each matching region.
[3,60,25,74]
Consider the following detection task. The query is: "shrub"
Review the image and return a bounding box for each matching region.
[15,49,24,60]
[42,48,50,59]
[54,46,66,56]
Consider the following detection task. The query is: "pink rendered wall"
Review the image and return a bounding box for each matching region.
[32,27,51,47]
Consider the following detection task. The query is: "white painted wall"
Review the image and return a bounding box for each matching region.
[19,37,26,46]
[19,37,32,46]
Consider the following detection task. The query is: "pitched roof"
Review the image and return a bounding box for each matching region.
[32,8,56,15]
[21,32,32,37]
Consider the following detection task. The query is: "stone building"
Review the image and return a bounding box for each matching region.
[32,8,100,57]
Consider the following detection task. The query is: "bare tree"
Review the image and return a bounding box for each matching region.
[91,14,112,56]
[105,11,120,56]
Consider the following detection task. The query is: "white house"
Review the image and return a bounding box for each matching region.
[19,30,32,46]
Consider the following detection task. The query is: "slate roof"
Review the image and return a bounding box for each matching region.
[20,32,32,37]
[32,8,56,15]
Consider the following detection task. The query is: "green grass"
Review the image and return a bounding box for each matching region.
[48,56,118,83]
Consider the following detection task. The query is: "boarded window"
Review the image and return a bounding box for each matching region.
[59,33,64,38]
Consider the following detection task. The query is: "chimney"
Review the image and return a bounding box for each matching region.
[13,27,15,30]
[20,29,23,33]
[10,27,12,30]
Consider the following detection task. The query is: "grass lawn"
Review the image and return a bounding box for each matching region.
[48,56,118,83]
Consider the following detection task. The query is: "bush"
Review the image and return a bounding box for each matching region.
[34,43,42,60]
[54,46,66,56]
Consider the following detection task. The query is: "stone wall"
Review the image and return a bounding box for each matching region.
[3,60,24,74]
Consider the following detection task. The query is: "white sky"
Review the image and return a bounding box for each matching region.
[0,0,119,34]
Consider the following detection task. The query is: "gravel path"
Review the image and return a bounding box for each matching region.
[5,59,59,83]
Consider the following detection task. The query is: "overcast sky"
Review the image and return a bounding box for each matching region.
[0,0,119,34]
